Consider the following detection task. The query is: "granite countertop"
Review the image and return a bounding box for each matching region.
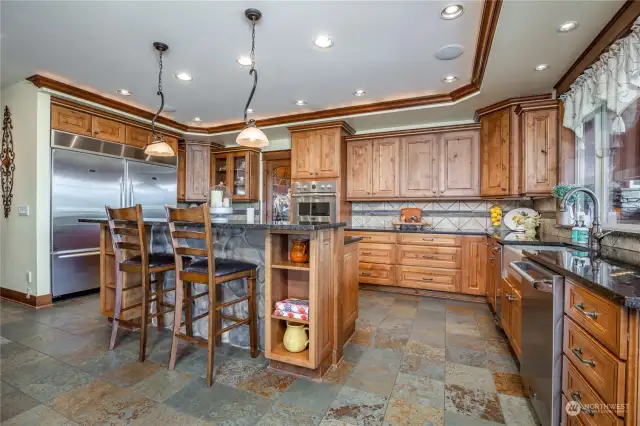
[488,231,590,248]
[344,236,364,246]
[523,247,640,309]
[345,225,487,236]
[79,218,346,231]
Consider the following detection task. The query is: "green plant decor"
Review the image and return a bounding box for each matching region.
[552,184,580,204]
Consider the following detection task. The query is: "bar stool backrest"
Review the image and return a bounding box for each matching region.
[105,204,148,270]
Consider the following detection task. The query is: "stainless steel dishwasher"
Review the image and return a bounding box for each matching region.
[510,260,565,426]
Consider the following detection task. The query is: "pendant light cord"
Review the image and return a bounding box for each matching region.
[243,17,258,125]
[151,48,164,142]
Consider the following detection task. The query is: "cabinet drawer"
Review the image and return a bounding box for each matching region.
[358,243,395,264]
[563,317,625,408]
[358,263,394,285]
[397,245,461,269]
[345,231,397,244]
[565,281,628,359]
[396,265,460,292]
[398,233,462,247]
[563,356,625,422]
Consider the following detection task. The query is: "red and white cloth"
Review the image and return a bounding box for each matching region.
[273,298,309,321]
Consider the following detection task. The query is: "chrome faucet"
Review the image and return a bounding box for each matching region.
[559,187,612,251]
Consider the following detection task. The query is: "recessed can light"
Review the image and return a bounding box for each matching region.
[535,64,549,71]
[236,56,252,66]
[442,75,458,83]
[441,4,464,20]
[246,108,254,114]
[558,21,578,32]
[174,72,192,81]
[353,90,367,97]
[295,100,308,106]
[313,35,333,48]
[116,89,132,96]
[193,117,202,122]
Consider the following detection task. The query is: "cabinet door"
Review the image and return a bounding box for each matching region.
[372,138,400,197]
[511,291,522,359]
[346,141,373,198]
[51,105,92,136]
[291,131,315,178]
[487,256,496,309]
[212,153,230,188]
[523,108,557,195]
[316,128,341,178]
[177,144,186,202]
[92,116,126,144]
[230,152,250,200]
[461,236,487,295]
[125,126,152,148]
[342,243,359,336]
[500,279,512,335]
[163,135,179,155]
[400,135,438,197]
[481,109,510,196]
[440,131,480,197]
[185,144,211,201]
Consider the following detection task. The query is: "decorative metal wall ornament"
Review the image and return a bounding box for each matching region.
[1,106,15,218]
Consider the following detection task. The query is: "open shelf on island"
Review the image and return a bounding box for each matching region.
[271,260,310,271]
[270,341,312,368]
[271,314,309,324]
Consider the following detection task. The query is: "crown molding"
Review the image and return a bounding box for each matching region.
[344,122,481,141]
[287,120,355,135]
[474,93,553,120]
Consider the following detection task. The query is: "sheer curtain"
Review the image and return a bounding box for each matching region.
[560,17,640,138]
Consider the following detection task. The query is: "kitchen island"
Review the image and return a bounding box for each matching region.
[79,218,357,377]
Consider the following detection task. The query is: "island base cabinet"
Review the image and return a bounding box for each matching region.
[396,265,459,293]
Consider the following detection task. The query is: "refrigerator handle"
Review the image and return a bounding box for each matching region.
[129,179,134,206]
[119,177,125,208]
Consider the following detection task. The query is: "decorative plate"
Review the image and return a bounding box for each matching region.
[503,208,539,231]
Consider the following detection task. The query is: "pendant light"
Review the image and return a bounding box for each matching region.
[144,42,175,157]
[236,9,269,148]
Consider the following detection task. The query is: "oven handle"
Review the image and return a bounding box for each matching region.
[291,194,337,198]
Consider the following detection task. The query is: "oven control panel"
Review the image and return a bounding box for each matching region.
[293,180,338,194]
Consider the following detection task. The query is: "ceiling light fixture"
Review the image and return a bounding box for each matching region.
[441,4,464,20]
[442,75,458,83]
[145,43,175,157]
[558,21,578,32]
[116,89,132,96]
[236,9,269,148]
[237,56,252,66]
[174,71,192,81]
[353,90,366,97]
[193,117,202,122]
[313,35,333,48]
[295,100,307,106]
[535,64,549,71]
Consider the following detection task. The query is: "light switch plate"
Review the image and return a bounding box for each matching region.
[17,206,29,216]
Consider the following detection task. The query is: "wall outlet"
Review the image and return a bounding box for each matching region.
[26,271,32,283]
[26,287,32,299]
[17,206,29,216]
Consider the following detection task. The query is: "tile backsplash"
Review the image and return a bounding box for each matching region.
[351,200,533,231]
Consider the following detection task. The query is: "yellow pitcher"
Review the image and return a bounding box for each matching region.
[283,322,309,353]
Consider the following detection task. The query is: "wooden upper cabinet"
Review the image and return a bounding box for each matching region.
[163,135,179,155]
[51,105,92,136]
[177,143,186,202]
[399,135,438,198]
[125,126,152,148]
[372,138,399,197]
[91,116,126,144]
[522,108,558,194]
[291,131,314,179]
[440,130,480,197]
[481,108,510,197]
[184,143,211,201]
[347,141,373,198]
[315,128,341,178]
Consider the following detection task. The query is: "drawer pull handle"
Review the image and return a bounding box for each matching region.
[506,294,515,301]
[570,391,595,416]
[362,252,372,255]
[422,238,434,241]
[422,278,433,281]
[489,256,496,260]
[422,255,435,259]
[574,303,598,319]
[361,272,372,276]
[571,347,596,367]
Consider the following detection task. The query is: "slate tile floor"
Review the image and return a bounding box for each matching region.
[0,291,539,425]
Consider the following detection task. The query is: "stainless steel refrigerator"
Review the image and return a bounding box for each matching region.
[51,130,177,298]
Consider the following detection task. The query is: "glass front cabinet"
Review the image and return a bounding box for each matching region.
[210,148,260,202]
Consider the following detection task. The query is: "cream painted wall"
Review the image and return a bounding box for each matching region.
[0,81,51,296]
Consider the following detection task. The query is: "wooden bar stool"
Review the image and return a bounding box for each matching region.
[105,204,176,362]
[165,203,258,387]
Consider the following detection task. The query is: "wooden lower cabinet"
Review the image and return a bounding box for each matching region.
[461,236,487,295]
[396,265,460,292]
[342,242,359,342]
[397,245,461,269]
[501,277,521,359]
[359,263,395,285]
[358,243,395,264]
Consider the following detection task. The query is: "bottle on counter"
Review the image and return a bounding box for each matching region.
[572,213,589,244]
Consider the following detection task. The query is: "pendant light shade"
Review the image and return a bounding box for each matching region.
[236,122,269,148]
[144,139,175,156]
[237,8,268,148]
[146,41,175,157]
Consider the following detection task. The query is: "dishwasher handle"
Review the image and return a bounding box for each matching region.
[509,261,557,293]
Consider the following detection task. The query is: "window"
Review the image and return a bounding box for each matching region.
[575,100,640,229]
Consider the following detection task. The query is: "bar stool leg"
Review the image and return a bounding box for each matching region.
[214,285,223,347]
[139,271,150,362]
[109,269,124,351]
[169,277,184,370]
[184,282,193,337]
[156,272,165,329]
[248,269,258,358]
[206,283,217,387]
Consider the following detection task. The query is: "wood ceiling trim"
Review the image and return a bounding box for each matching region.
[554,0,640,95]
[27,0,503,136]
[474,93,553,120]
[287,120,356,135]
[344,122,481,141]
[28,75,188,132]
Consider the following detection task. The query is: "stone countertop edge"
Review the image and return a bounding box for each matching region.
[345,226,487,236]
[523,250,640,309]
[78,218,347,231]
[344,236,364,246]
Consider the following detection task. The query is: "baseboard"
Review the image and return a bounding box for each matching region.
[359,284,486,303]
[0,287,53,308]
